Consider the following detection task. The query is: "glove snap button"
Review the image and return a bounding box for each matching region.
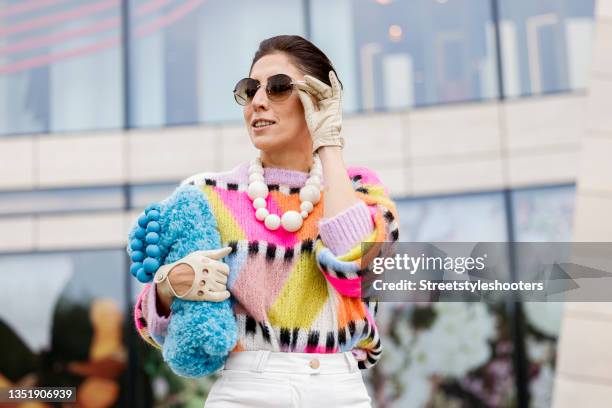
[197,290,204,297]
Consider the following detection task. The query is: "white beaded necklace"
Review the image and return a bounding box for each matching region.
[247,154,322,232]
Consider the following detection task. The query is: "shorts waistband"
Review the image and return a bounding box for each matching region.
[223,350,359,375]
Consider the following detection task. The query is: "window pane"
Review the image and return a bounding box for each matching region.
[0,250,129,399]
[374,192,514,406]
[0,0,123,136]
[373,302,517,407]
[129,182,177,209]
[511,184,576,241]
[0,187,124,216]
[396,192,508,241]
[499,0,595,97]
[311,0,497,112]
[511,184,576,408]
[0,250,126,351]
[128,0,306,127]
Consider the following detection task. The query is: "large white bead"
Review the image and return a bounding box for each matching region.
[247,181,268,200]
[281,210,303,232]
[300,201,314,213]
[305,176,320,186]
[301,210,309,218]
[249,172,264,182]
[299,185,320,204]
[249,164,264,174]
[253,197,267,209]
[264,213,281,230]
[255,207,269,221]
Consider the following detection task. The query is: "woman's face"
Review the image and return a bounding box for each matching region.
[244,52,311,154]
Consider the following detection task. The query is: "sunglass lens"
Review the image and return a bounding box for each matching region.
[233,78,259,106]
[266,74,293,102]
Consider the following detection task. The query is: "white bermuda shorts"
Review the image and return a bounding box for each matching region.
[204,350,372,408]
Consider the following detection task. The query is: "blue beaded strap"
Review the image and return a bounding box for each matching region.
[129,203,167,283]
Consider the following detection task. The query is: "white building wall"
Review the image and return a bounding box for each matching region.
[552,1,612,406]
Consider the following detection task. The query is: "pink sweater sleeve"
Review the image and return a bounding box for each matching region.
[317,201,374,256]
[145,282,171,340]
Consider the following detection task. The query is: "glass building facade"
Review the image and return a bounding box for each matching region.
[0,1,593,406]
[0,0,594,134]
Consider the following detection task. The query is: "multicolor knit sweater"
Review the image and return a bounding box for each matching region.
[133,162,399,369]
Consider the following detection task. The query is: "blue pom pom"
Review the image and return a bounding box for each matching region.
[131,250,145,262]
[145,232,160,245]
[136,267,150,283]
[146,244,161,258]
[130,239,144,251]
[146,221,161,233]
[138,214,149,228]
[143,257,160,273]
[130,262,142,277]
[145,203,156,213]
[135,227,146,239]
[147,209,160,221]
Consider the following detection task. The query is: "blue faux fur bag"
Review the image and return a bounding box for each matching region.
[127,185,237,377]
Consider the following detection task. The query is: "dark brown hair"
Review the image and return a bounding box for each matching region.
[250,35,342,89]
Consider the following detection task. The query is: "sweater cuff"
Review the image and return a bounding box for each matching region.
[147,281,171,338]
[318,201,374,256]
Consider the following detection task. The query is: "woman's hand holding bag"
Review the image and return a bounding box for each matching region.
[128,185,238,378]
[155,247,232,303]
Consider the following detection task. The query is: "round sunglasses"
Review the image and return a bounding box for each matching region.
[233,74,306,106]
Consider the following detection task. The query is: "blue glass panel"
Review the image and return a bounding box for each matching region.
[396,191,508,241]
[128,0,306,127]
[373,191,514,407]
[0,186,124,216]
[129,182,177,209]
[499,0,595,97]
[0,250,128,402]
[311,0,497,112]
[0,0,123,136]
[511,184,576,408]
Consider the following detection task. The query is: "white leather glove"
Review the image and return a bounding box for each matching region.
[296,70,344,153]
[154,247,232,302]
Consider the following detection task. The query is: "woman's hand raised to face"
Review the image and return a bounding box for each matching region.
[296,70,344,153]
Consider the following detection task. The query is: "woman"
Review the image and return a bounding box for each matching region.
[133,35,399,407]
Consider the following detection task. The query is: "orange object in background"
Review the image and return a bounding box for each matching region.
[68,299,127,408]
